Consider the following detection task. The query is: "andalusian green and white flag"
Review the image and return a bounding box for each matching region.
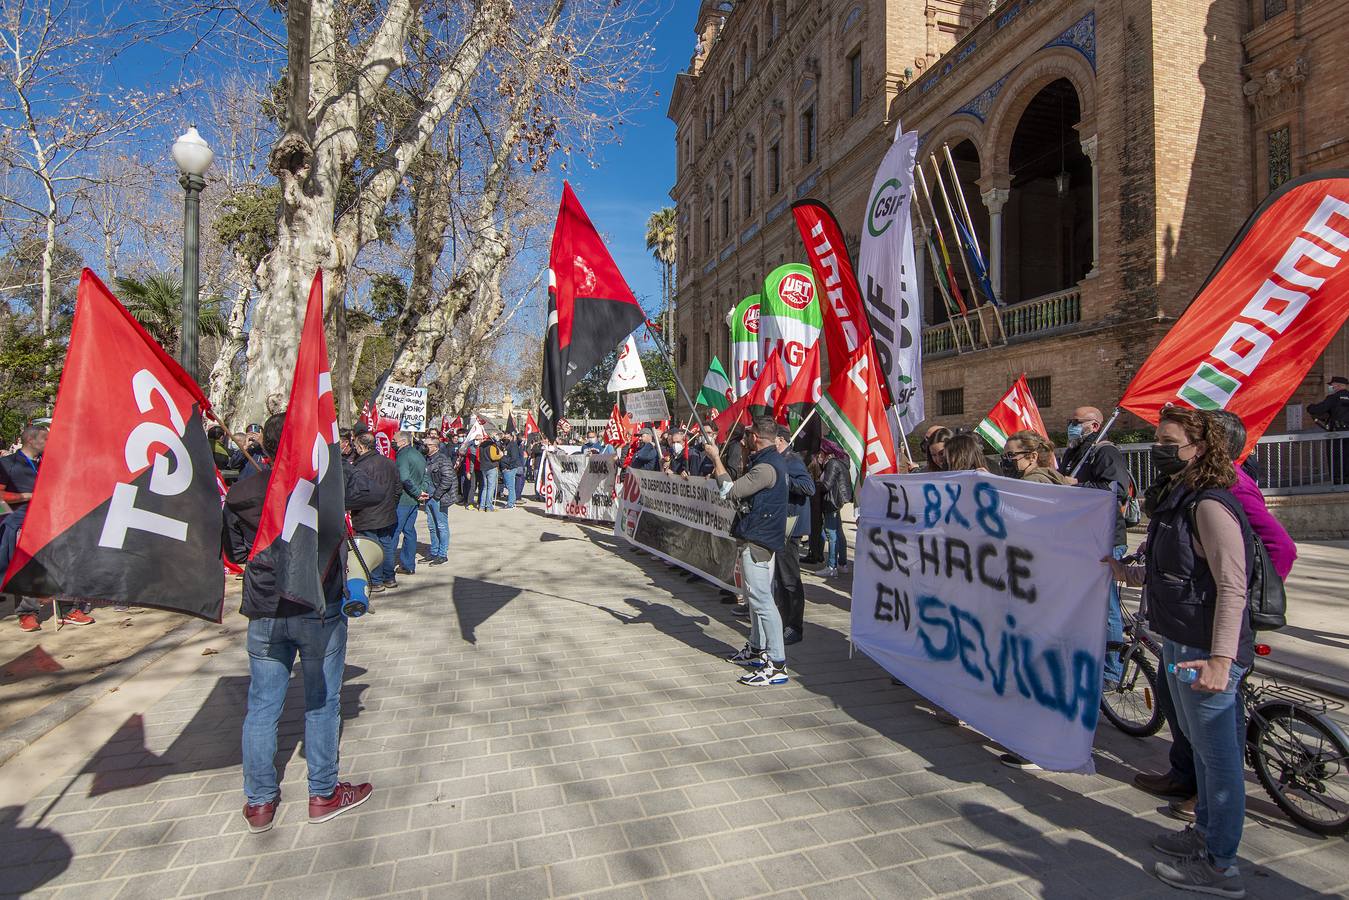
[696,356,732,411]
[759,264,823,387]
[727,294,761,397]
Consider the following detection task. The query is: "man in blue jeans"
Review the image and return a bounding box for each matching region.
[224,414,372,834]
[393,432,428,574]
[349,433,400,588]
[499,431,525,509]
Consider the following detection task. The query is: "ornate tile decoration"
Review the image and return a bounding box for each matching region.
[1043,11,1096,71]
[955,73,1011,122]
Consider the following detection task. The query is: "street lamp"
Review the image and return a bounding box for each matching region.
[171,125,213,381]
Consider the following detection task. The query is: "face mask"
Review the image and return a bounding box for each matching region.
[672,442,684,454]
[1150,443,1189,477]
[1066,423,1084,443]
[998,455,1022,478]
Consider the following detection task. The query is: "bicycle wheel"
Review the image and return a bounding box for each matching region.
[1249,702,1349,836]
[1100,644,1163,737]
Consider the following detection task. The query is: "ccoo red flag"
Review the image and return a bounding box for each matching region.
[248,271,345,610]
[1120,172,1349,456]
[539,182,647,439]
[2,270,225,620]
[975,375,1047,451]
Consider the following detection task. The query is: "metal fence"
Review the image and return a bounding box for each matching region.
[1118,430,1349,496]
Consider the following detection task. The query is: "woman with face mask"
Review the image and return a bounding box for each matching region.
[999,431,1073,484]
[1107,407,1253,898]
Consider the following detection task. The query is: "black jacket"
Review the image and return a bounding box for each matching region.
[783,451,816,539]
[349,450,399,531]
[820,457,852,512]
[223,464,356,619]
[425,447,458,504]
[1309,389,1349,430]
[1062,435,1131,546]
[501,438,525,469]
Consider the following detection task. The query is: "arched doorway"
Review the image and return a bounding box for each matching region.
[920,138,989,327]
[1003,78,1092,303]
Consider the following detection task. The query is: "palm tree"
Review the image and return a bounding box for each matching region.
[115,272,229,354]
[645,206,677,353]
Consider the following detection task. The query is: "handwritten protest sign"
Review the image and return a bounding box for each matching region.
[615,469,738,590]
[540,452,618,523]
[851,471,1115,771]
[624,390,670,424]
[377,382,428,431]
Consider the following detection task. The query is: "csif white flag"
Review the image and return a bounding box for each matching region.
[606,335,648,392]
[858,123,924,434]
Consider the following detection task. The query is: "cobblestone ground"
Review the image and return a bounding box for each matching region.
[2,503,1345,899]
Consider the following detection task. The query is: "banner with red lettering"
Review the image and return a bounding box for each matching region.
[728,294,761,397]
[1121,172,1349,456]
[792,200,899,478]
[759,264,822,387]
[2,270,225,620]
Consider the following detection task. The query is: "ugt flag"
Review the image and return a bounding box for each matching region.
[778,340,822,423]
[606,334,648,392]
[1121,172,1349,457]
[539,182,646,438]
[859,125,925,433]
[792,199,900,479]
[249,271,345,611]
[2,270,225,621]
[728,294,761,397]
[747,348,788,421]
[759,264,822,387]
[976,375,1048,451]
[697,356,732,412]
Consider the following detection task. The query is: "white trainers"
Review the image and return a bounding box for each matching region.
[727,643,762,666]
[818,566,838,578]
[738,662,788,686]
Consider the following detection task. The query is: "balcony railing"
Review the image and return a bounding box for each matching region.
[1119,430,1349,496]
[921,286,1082,357]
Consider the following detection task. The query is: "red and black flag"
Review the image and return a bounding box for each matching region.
[2,270,225,620]
[539,181,646,439]
[248,271,345,611]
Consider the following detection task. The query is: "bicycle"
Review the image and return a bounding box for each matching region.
[1099,582,1349,835]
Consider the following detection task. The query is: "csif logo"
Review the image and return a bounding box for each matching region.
[743,304,760,334]
[867,178,904,238]
[778,273,815,310]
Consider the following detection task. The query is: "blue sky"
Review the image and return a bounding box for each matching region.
[557,2,697,321]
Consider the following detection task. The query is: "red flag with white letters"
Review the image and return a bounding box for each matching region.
[976,375,1047,451]
[2,270,225,620]
[1121,172,1349,456]
[248,271,345,611]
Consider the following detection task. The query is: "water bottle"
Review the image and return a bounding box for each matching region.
[342,576,369,618]
[1167,662,1200,684]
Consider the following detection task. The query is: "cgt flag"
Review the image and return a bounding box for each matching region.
[1120,172,1349,457]
[2,270,224,620]
[523,412,539,439]
[249,271,345,611]
[976,375,1048,451]
[606,334,648,393]
[539,182,647,439]
[792,200,900,479]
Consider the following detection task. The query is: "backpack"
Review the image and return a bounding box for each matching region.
[1185,496,1287,632]
[485,442,504,463]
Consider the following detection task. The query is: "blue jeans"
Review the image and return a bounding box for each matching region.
[1105,544,1127,682]
[426,502,449,558]
[359,524,397,585]
[741,545,784,663]
[479,467,499,510]
[242,607,347,805]
[822,511,844,568]
[501,467,522,508]
[396,504,419,571]
[1162,638,1248,869]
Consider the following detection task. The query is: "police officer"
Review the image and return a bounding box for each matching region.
[1309,375,1349,483]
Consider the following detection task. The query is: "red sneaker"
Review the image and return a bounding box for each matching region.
[243,797,278,834]
[308,781,372,824]
[60,610,95,626]
[18,614,40,632]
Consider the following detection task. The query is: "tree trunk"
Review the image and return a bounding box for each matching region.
[207,278,252,425]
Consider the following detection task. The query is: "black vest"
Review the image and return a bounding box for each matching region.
[731,446,789,552]
[1144,483,1254,668]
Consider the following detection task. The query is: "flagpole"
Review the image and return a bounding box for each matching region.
[934,151,1009,345]
[1069,407,1123,478]
[929,156,997,349]
[643,323,710,439]
[788,407,818,444]
[910,185,967,353]
[914,172,976,351]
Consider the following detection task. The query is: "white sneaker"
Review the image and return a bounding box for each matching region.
[727,643,762,666]
[738,662,788,686]
[818,566,838,578]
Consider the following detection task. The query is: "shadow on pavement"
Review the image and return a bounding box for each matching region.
[0,805,71,896]
[78,665,369,798]
[451,577,523,644]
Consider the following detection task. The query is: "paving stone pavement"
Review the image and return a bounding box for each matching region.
[2,501,1345,900]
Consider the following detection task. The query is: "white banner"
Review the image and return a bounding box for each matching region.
[540,452,617,523]
[859,125,924,434]
[606,335,648,393]
[851,471,1115,772]
[615,469,739,591]
[378,382,429,432]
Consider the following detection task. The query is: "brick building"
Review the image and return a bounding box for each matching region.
[667,0,1348,434]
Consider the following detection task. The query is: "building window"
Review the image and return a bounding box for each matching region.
[721,195,730,238]
[769,142,781,194]
[703,331,711,369]
[1264,0,1287,20]
[801,105,817,164]
[742,170,754,217]
[703,217,711,254]
[1026,376,1052,409]
[848,50,863,117]
[1268,126,1291,191]
[938,388,964,417]
[683,136,691,169]
[679,334,688,366]
[682,235,689,268]
[744,41,754,80]
[704,107,712,139]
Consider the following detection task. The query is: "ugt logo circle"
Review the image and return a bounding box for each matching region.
[778,273,815,310]
[743,304,760,334]
[867,178,904,238]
